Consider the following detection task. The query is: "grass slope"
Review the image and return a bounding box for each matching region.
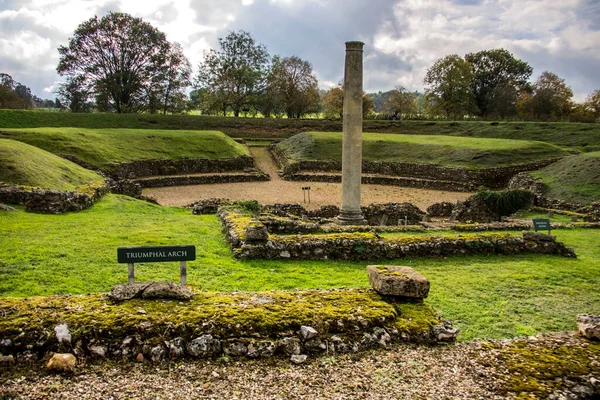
[277,132,569,169]
[1,110,599,151]
[0,139,103,190]
[1,194,599,341]
[531,151,600,205]
[0,128,249,168]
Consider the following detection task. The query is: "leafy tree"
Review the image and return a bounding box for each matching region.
[423,55,476,119]
[382,86,418,117]
[57,12,189,113]
[322,84,373,119]
[526,71,573,121]
[465,49,532,118]
[196,30,270,117]
[265,55,320,118]
[585,89,600,120]
[0,73,32,109]
[146,42,191,114]
[56,76,92,113]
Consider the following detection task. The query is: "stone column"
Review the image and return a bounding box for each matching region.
[335,41,367,225]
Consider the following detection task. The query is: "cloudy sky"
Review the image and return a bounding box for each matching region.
[1,0,599,101]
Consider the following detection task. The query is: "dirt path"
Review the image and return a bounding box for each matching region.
[144,147,471,210]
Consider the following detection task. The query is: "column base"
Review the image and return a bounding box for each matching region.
[334,209,369,226]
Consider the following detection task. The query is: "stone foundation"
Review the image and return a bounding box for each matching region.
[0,182,109,214]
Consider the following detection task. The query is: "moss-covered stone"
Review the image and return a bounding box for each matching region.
[0,288,446,359]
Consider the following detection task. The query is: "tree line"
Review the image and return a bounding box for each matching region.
[1,11,598,122]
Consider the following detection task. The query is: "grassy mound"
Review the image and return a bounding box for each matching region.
[532,151,600,205]
[0,139,103,191]
[0,128,249,169]
[277,132,569,169]
[1,110,600,151]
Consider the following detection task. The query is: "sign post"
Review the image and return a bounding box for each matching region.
[532,218,551,235]
[117,245,196,285]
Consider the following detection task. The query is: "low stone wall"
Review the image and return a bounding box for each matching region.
[271,145,561,190]
[218,208,576,261]
[106,155,256,180]
[133,171,269,188]
[0,289,456,365]
[0,182,109,214]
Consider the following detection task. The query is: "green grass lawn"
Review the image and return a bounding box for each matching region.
[0,139,103,190]
[0,128,249,169]
[277,132,569,169]
[1,194,599,341]
[531,151,600,205]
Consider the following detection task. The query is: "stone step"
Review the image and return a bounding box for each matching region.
[132,172,270,188]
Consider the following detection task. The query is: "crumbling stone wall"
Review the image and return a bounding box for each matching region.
[271,145,561,190]
[0,182,109,214]
[106,155,256,180]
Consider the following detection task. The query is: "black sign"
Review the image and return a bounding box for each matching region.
[532,218,551,233]
[118,245,196,264]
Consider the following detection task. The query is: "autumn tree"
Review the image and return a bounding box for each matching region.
[465,49,532,118]
[265,55,320,118]
[57,12,190,113]
[322,84,373,119]
[585,90,600,120]
[196,30,270,117]
[423,55,476,119]
[522,71,573,121]
[382,86,418,117]
[0,73,33,109]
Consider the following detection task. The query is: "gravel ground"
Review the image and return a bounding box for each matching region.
[1,342,507,400]
[144,148,471,210]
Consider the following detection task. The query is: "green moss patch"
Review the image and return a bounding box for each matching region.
[0,139,104,191]
[483,338,600,397]
[0,128,249,169]
[277,132,569,169]
[0,288,439,343]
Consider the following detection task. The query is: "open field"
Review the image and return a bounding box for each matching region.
[2,194,599,341]
[277,131,569,168]
[0,128,248,168]
[1,110,599,151]
[532,151,600,205]
[0,139,103,190]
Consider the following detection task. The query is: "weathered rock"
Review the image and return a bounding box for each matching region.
[223,341,248,356]
[362,202,426,226]
[167,337,186,359]
[191,198,231,214]
[46,353,77,372]
[0,203,16,212]
[108,282,193,302]
[300,326,318,340]
[433,324,459,343]
[523,231,556,242]
[54,324,71,345]
[451,198,497,223]
[304,339,327,353]
[0,354,15,365]
[150,345,166,363]
[89,345,107,358]
[367,265,430,298]
[372,327,392,346]
[136,353,145,363]
[278,337,301,356]
[187,335,221,358]
[426,202,455,218]
[290,354,308,364]
[246,341,276,358]
[245,223,269,242]
[577,314,600,340]
[141,282,193,300]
